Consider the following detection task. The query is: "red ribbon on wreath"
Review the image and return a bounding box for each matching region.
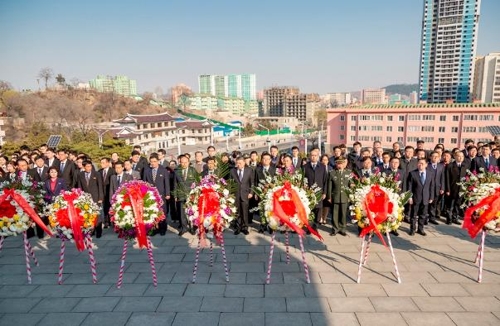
[197,187,222,245]
[62,192,86,251]
[128,185,148,249]
[0,188,53,237]
[463,187,500,239]
[272,181,323,241]
[360,184,393,247]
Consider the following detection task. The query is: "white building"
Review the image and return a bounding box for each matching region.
[323,92,352,106]
[189,94,219,111]
[198,74,256,101]
[361,88,386,105]
[474,53,500,103]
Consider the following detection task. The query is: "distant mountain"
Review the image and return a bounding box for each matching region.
[384,84,419,96]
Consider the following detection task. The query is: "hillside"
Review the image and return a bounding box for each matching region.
[384,84,419,95]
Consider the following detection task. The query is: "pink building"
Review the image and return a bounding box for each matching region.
[326,103,500,151]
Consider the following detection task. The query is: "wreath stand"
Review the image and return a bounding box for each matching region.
[192,235,229,283]
[473,230,487,283]
[57,234,98,284]
[23,231,40,284]
[266,231,310,284]
[357,232,401,284]
[116,236,157,288]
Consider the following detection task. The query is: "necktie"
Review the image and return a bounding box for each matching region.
[86,172,90,185]
[238,169,243,181]
[312,164,316,170]
[420,172,425,185]
[183,168,187,181]
[152,169,157,182]
[60,162,65,172]
[486,158,490,169]
[293,158,297,166]
[433,164,436,169]
[117,175,121,186]
[133,163,137,170]
[103,169,107,180]
[38,168,42,176]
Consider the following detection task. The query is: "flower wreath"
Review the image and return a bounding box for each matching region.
[254,169,322,239]
[0,179,50,237]
[47,189,100,250]
[459,167,500,236]
[347,172,410,244]
[185,175,237,241]
[110,180,165,248]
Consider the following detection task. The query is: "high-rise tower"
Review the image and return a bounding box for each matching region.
[418,0,481,103]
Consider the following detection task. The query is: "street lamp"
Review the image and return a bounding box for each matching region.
[258,124,271,152]
[238,125,242,149]
[93,128,108,149]
[318,121,325,155]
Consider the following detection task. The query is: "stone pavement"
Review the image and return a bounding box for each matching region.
[0,222,499,326]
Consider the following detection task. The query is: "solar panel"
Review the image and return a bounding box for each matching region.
[486,126,500,136]
[47,135,62,148]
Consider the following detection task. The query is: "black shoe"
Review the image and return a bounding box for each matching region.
[189,228,196,235]
[446,220,452,225]
[429,219,439,225]
[242,229,249,235]
[178,230,186,236]
[390,230,399,237]
[339,231,347,236]
[408,230,415,236]
[159,232,166,236]
[417,230,427,236]
[267,226,274,234]
[258,226,265,234]
[234,230,240,235]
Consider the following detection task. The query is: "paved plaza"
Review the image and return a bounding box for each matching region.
[0,222,499,326]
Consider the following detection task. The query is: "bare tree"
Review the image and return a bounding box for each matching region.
[55,73,66,86]
[38,67,54,89]
[0,80,12,92]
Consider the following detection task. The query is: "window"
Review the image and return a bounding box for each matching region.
[386,136,392,143]
[462,126,476,133]
[387,116,393,121]
[371,126,382,131]
[438,126,445,132]
[340,135,345,140]
[340,125,345,131]
[372,115,383,121]
[350,126,356,131]
[423,115,435,120]
[440,115,446,121]
[351,116,357,121]
[452,115,459,121]
[399,115,405,121]
[386,126,393,132]
[451,138,458,144]
[451,127,458,133]
[350,136,356,141]
[479,115,493,121]
[408,126,420,132]
[398,126,404,132]
[422,126,434,132]
[360,115,371,121]
[397,137,404,142]
[340,115,345,121]
[408,115,421,121]
[371,136,382,141]
[438,137,444,143]
[464,115,478,121]
[478,127,489,133]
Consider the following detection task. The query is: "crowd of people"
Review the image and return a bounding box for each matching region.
[1,137,497,240]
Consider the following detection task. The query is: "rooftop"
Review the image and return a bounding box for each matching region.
[330,103,500,110]
[114,112,175,124]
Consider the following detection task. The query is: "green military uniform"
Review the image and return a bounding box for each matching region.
[327,167,351,235]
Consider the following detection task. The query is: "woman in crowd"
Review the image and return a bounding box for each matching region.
[43,167,67,203]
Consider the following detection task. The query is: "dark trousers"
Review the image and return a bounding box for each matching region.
[102,197,111,224]
[411,203,428,232]
[157,202,170,234]
[175,201,188,232]
[168,198,178,222]
[35,216,49,238]
[331,202,348,233]
[236,198,249,231]
[428,194,442,222]
[404,203,413,221]
[447,196,463,222]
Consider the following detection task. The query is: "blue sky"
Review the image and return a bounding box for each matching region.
[0,0,498,94]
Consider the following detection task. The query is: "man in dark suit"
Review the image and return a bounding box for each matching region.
[77,160,104,237]
[173,155,197,236]
[400,146,418,221]
[355,156,378,179]
[384,157,406,194]
[44,148,60,169]
[28,156,49,183]
[131,150,148,177]
[57,149,77,189]
[99,157,115,228]
[157,149,169,168]
[143,153,171,235]
[123,160,141,180]
[427,151,445,225]
[327,157,351,236]
[109,161,133,201]
[471,144,497,173]
[372,147,385,169]
[255,153,276,233]
[231,156,255,235]
[291,146,302,171]
[445,151,469,225]
[302,148,328,230]
[201,157,218,177]
[407,158,434,236]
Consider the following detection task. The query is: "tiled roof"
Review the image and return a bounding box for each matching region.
[176,120,212,129]
[115,112,175,124]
